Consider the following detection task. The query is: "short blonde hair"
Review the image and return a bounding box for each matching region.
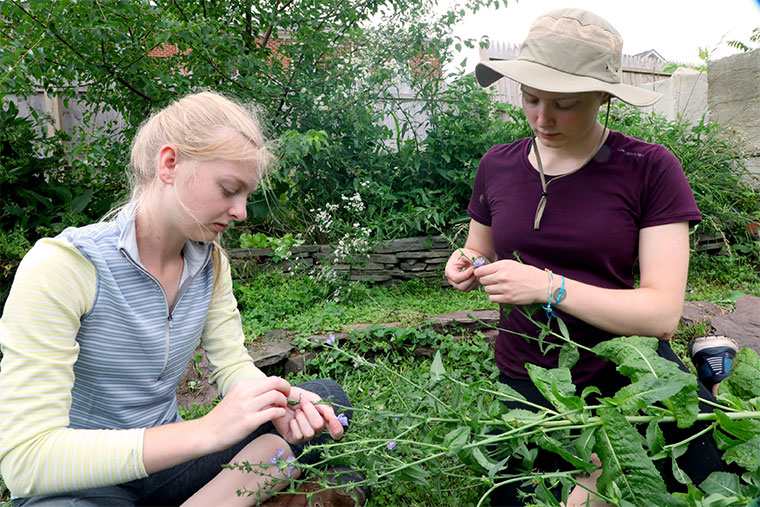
[128,91,274,290]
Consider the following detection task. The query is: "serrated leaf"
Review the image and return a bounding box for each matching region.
[645,417,665,457]
[575,427,596,461]
[535,433,595,470]
[612,376,687,413]
[699,471,744,497]
[593,336,698,427]
[714,409,760,441]
[670,445,691,485]
[594,407,683,506]
[722,435,760,472]
[558,342,579,369]
[443,426,469,455]
[723,348,760,399]
[526,364,583,414]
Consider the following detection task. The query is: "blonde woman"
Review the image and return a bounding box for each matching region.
[0,92,358,506]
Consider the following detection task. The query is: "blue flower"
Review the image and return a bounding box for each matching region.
[286,456,296,476]
[473,257,486,267]
[326,333,336,345]
[337,413,349,427]
[271,448,285,473]
[386,441,397,451]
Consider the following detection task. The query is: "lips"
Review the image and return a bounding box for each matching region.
[213,223,228,232]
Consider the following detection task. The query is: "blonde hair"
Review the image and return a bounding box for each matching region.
[128,90,274,289]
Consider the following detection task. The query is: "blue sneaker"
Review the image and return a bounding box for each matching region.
[689,335,738,390]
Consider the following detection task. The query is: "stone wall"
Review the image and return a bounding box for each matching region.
[228,235,453,284]
[708,49,760,177]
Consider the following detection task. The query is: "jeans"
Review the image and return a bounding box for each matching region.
[12,379,351,507]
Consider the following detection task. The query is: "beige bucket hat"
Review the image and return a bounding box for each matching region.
[475,8,663,107]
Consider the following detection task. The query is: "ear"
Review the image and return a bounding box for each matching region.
[157,145,179,184]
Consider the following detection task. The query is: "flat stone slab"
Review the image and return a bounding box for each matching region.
[427,310,500,331]
[710,294,760,355]
[681,300,725,325]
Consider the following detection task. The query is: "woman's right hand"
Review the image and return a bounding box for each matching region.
[445,249,487,292]
[199,376,291,453]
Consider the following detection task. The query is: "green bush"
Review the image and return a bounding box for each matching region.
[607,103,760,258]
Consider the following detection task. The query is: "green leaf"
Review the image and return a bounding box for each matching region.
[397,463,431,486]
[558,342,579,369]
[471,446,497,472]
[645,417,665,457]
[722,347,760,399]
[526,364,583,414]
[535,433,595,470]
[443,426,469,455]
[594,407,683,506]
[611,376,687,413]
[593,336,698,427]
[713,410,760,442]
[430,350,445,381]
[699,471,745,498]
[575,427,596,461]
[722,435,760,472]
[669,445,691,485]
[557,317,570,341]
[70,189,93,215]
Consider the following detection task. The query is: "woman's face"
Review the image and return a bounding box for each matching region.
[521,86,608,150]
[173,158,258,243]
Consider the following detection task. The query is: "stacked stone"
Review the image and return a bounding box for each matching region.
[228,235,453,284]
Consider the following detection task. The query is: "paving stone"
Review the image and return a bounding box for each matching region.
[710,294,760,355]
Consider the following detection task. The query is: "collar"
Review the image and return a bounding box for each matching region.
[115,203,214,286]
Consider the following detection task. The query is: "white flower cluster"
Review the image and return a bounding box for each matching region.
[341,192,365,212]
[332,225,372,262]
[310,203,339,233]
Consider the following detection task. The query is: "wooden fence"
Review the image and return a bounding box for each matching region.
[478,42,673,107]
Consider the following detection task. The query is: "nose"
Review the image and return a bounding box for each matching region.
[229,196,247,222]
[535,102,553,128]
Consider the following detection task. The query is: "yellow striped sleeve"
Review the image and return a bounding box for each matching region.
[0,237,147,497]
[202,251,265,396]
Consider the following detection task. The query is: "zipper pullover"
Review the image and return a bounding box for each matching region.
[0,204,264,498]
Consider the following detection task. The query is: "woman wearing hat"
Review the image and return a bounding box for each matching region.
[444,8,735,505]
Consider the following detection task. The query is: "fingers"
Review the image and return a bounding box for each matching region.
[313,402,344,440]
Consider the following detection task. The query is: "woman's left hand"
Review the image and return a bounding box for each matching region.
[272,386,345,444]
[473,259,549,305]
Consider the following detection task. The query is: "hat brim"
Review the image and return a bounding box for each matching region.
[476,60,662,107]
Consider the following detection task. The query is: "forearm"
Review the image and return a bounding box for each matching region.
[553,278,683,340]
[142,419,212,474]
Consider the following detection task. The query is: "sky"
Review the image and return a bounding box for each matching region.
[447,0,760,72]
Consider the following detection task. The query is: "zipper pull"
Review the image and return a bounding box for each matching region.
[167,314,174,329]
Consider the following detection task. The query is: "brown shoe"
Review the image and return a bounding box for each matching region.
[264,467,369,506]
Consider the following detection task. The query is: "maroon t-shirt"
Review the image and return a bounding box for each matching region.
[468,131,702,384]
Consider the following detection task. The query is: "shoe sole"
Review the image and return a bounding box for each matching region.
[688,335,738,357]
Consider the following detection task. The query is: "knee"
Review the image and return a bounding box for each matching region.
[297,378,352,415]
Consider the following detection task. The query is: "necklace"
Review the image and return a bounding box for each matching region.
[531,101,611,230]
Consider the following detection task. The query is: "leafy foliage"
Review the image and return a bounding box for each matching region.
[286,328,760,506]
[607,103,760,259]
